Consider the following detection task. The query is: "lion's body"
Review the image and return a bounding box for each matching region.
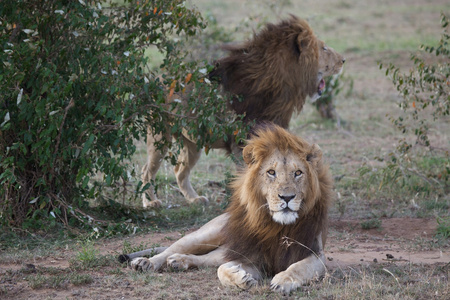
[141,15,344,208]
[130,125,333,294]
[209,18,320,129]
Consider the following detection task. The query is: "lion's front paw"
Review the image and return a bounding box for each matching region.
[270,272,301,295]
[167,254,193,270]
[130,257,155,272]
[218,263,257,290]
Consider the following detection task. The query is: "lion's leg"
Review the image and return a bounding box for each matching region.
[141,129,170,208]
[270,232,326,294]
[167,246,227,270]
[174,136,208,204]
[217,261,260,290]
[130,213,228,272]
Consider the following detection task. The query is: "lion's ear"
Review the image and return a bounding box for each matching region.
[295,32,316,57]
[242,145,255,165]
[306,144,323,169]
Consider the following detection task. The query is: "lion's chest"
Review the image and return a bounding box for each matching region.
[256,233,312,276]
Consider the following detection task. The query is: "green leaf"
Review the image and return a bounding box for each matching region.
[81,135,95,156]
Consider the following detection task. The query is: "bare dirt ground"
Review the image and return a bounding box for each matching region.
[327,218,448,267]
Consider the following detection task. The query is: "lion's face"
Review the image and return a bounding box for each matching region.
[312,40,346,101]
[258,149,310,225]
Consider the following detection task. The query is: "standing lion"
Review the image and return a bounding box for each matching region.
[125,124,333,294]
[142,15,344,207]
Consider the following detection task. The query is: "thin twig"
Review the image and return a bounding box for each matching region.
[52,99,75,167]
[407,167,442,186]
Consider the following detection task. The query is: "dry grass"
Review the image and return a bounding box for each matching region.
[1,0,449,299]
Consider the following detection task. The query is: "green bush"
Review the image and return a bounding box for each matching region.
[0,0,245,230]
[363,13,449,195]
[381,13,449,149]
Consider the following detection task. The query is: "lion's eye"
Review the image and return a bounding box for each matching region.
[323,46,328,51]
[267,170,276,177]
[294,170,303,177]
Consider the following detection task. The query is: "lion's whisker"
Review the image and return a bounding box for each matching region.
[256,203,269,213]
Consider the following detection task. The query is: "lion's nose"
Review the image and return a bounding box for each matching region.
[342,58,346,64]
[279,194,296,203]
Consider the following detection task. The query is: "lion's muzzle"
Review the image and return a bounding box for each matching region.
[270,194,302,225]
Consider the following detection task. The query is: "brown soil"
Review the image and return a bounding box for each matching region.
[327,218,448,267]
[1,217,448,300]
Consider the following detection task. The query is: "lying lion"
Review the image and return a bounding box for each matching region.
[142,15,344,207]
[124,124,333,294]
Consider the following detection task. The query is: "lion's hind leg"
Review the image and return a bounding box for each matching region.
[174,136,209,204]
[167,246,227,270]
[217,262,260,290]
[129,214,228,273]
[131,247,227,272]
[141,129,170,208]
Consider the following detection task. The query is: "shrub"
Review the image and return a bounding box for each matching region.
[0,0,245,230]
[362,13,449,196]
[381,13,449,150]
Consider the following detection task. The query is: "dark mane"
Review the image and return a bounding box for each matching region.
[208,16,319,129]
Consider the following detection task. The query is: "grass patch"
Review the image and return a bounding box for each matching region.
[26,273,47,289]
[69,240,116,270]
[20,266,69,290]
[70,254,116,270]
[26,272,93,289]
[70,273,94,286]
[360,218,382,230]
[289,263,449,299]
[161,204,204,222]
[74,240,98,265]
[436,217,450,239]
[129,271,161,286]
[358,151,449,218]
[423,199,449,211]
[0,229,74,264]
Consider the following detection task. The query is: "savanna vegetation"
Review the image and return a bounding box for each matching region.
[0,0,448,299]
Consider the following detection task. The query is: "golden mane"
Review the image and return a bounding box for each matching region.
[209,15,320,128]
[222,125,333,276]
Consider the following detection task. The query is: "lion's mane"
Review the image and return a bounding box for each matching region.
[222,125,333,276]
[209,15,319,129]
